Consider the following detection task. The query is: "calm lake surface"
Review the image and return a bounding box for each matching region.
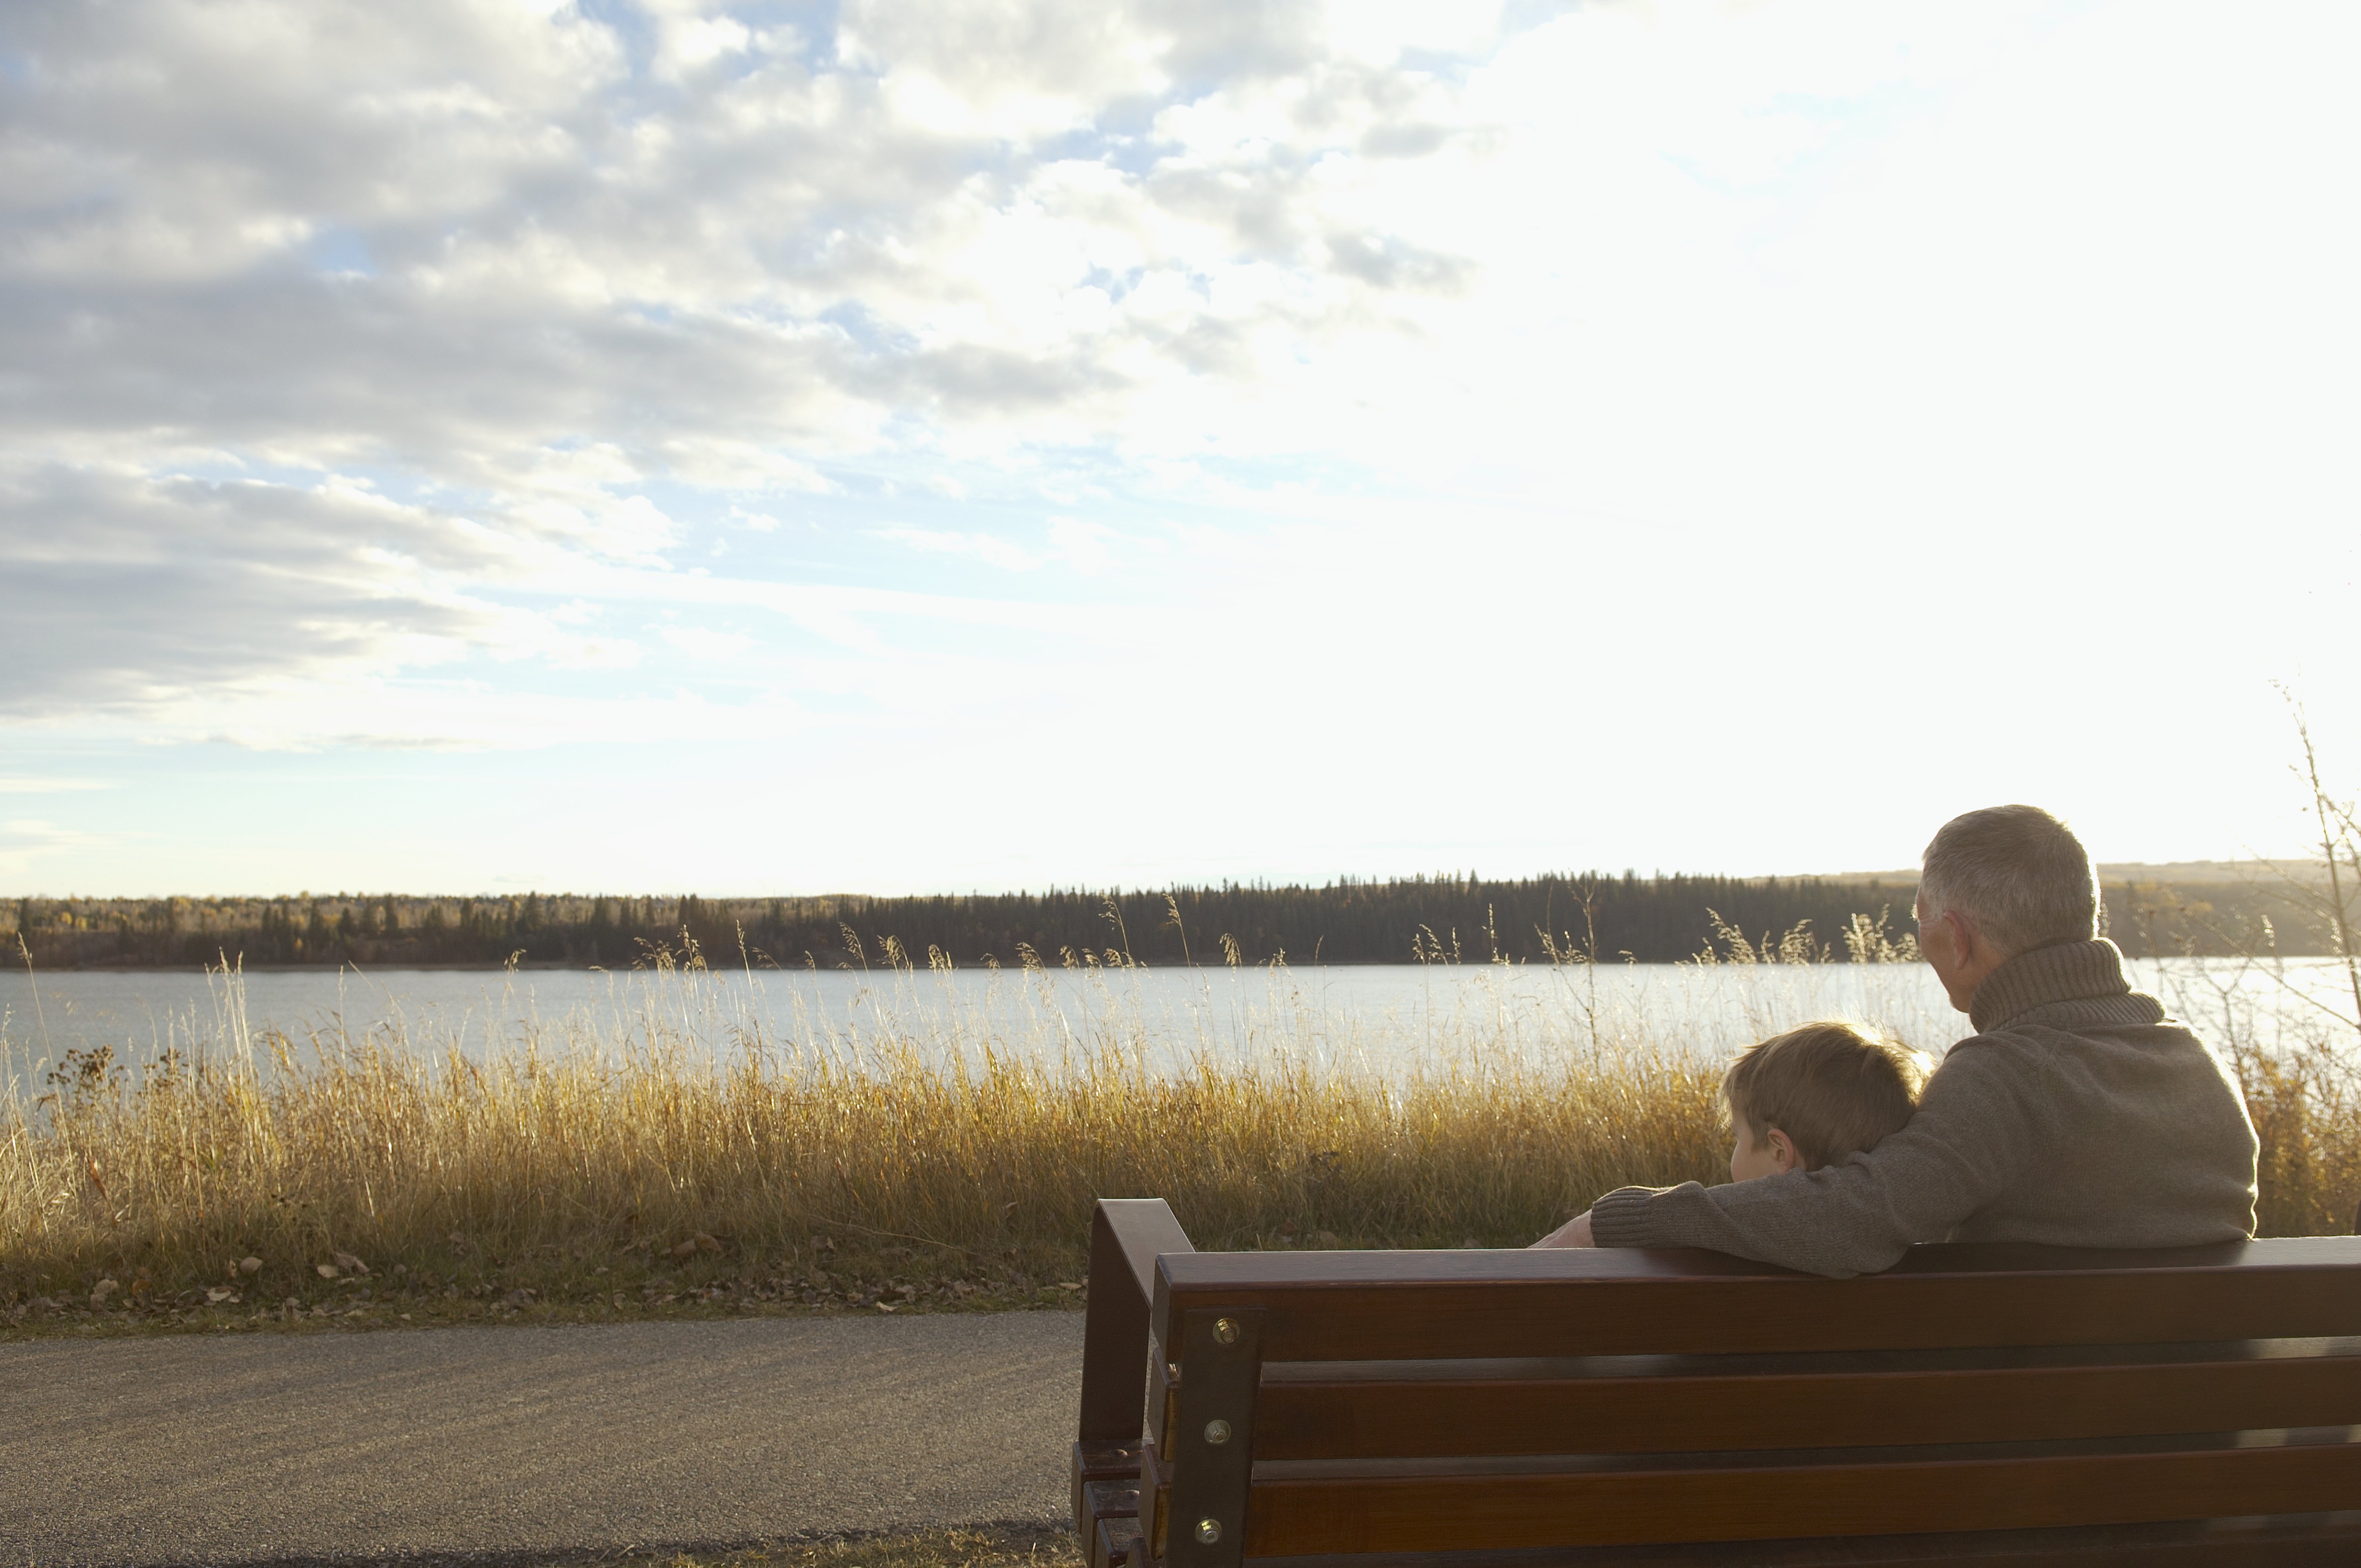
[2,956,2350,1088]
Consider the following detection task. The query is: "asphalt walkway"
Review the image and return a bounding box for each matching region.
[1,1313,1082,1565]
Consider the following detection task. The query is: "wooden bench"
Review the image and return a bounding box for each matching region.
[1071,1199,2361,1566]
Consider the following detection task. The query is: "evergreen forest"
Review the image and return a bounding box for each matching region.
[2,868,2329,970]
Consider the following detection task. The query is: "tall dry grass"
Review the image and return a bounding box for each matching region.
[2152,949,2361,1238]
[0,945,1740,1321]
[3,1029,1727,1303]
[4,922,2357,1328]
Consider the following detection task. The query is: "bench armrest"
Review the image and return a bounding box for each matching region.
[1079,1199,1197,1444]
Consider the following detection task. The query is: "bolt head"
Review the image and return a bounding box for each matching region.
[1203,1418,1231,1445]
[1195,1518,1223,1544]
[1213,1316,1238,1345]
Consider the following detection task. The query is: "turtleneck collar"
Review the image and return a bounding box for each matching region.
[1966,937,2135,1033]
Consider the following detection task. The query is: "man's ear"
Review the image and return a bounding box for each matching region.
[1766,1126,1802,1175]
[1942,908,1980,965]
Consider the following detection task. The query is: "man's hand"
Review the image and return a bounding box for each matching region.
[1529,1210,1596,1249]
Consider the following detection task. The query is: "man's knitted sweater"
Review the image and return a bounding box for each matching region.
[1588,939,2260,1277]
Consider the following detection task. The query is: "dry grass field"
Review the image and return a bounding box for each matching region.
[3,923,2356,1337]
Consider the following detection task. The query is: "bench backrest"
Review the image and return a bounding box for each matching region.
[1076,1200,2361,1567]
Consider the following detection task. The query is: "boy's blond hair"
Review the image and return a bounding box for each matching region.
[1723,1021,1931,1170]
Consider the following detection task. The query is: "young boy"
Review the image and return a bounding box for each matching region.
[1723,1021,1931,1183]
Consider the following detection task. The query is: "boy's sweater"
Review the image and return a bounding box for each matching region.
[1589,938,2260,1277]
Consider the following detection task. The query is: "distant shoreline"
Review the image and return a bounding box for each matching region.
[6,865,2338,972]
[10,954,1549,975]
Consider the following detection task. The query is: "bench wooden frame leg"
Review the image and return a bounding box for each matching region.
[1161,1306,1264,1568]
[1075,1200,1196,1561]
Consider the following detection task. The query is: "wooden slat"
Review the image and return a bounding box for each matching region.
[1082,1200,1198,1442]
[1248,1511,2361,1566]
[1140,1435,1173,1564]
[1155,1239,2361,1361]
[1095,1514,1146,1568]
[1240,1440,2361,1554]
[1153,1354,1180,1455]
[1254,1355,2361,1458]
[1075,1441,1144,1533]
[1086,1475,1144,1568]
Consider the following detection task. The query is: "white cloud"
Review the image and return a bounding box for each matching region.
[874,526,1044,571]
[1046,516,1116,573]
[0,462,690,719]
[660,625,756,660]
[644,0,759,84]
[537,635,646,669]
[2,0,2357,886]
[0,818,124,881]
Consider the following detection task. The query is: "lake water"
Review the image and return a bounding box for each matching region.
[2,955,2351,1089]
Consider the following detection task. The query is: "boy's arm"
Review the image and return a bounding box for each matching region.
[1587,1042,2034,1277]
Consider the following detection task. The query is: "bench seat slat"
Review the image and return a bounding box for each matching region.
[1239,1441,2361,1554]
[1260,1335,2361,1382]
[1252,1428,2361,1480]
[1249,1511,2361,1566]
[1255,1355,2361,1458]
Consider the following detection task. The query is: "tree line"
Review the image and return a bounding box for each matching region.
[1,869,2331,970]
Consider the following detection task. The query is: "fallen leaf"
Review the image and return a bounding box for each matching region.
[333,1251,369,1275]
[316,1263,340,1279]
[669,1240,699,1260]
[694,1232,720,1253]
[239,1256,263,1274]
[876,1301,897,1313]
[206,1287,237,1304]
[1057,1281,1083,1291]
[89,1279,118,1307]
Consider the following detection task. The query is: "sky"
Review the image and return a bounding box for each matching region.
[2,0,2356,898]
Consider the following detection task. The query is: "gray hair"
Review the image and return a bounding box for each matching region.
[1918,805,2098,957]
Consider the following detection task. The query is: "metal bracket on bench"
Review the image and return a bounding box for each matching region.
[1161,1307,1263,1568]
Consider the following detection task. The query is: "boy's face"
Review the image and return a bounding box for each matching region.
[1728,1112,1800,1183]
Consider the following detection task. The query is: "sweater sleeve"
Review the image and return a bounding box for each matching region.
[1589,1041,2038,1277]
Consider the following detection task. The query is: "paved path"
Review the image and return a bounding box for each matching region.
[1,1314,1083,1565]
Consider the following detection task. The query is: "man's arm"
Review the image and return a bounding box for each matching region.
[1530,1210,1593,1248]
[1586,1042,2036,1277]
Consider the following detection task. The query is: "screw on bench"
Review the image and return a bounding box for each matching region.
[1196,1519,1222,1544]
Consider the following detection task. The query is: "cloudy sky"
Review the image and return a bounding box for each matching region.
[3,0,2355,897]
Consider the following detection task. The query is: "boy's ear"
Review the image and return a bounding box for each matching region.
[1766,1126,1801,1175]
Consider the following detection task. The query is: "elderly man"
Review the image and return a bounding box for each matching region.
[1533,804,2260,1276]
